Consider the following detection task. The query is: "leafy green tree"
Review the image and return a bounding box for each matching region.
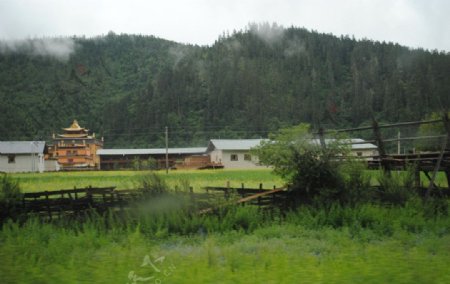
[132,157,141,171]
[253,123,349,202]
[415,112,449,151]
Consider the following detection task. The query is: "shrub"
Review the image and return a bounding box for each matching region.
[339,160,373,205]
[378,169,417,205]
[0,174,22,223]
[415,112,449,151]
[139,172,168,195]
[254,123,351,203]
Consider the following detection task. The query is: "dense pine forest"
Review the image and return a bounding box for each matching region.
[1,24,449,148]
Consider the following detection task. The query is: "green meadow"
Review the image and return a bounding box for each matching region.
[11,169,285,192]
[10,169,447,193]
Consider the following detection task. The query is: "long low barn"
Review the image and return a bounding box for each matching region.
[97,147,207,170]
[97,138,378,170]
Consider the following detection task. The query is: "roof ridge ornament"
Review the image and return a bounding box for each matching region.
[70,119,81,129]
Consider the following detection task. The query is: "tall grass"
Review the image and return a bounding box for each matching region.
[1,201,450,283]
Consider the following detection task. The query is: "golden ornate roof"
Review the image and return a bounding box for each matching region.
[57,133,90,138]
[62,119,89,132]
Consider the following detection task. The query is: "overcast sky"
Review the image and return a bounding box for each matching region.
[0,0,449,51]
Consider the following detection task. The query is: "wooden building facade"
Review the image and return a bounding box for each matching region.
[50,120,103,170]
[97,147,207,170]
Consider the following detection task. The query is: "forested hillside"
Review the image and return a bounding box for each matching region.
[1,25,449,147]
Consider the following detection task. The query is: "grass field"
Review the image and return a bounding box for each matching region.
[10,169,448,193]
[11,169,285,192]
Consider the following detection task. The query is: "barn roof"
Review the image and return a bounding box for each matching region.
[207,139,266,152]
[97,147,207,156]
[207,138,376,152]
[311,138,378,150]
[0,141,47,154]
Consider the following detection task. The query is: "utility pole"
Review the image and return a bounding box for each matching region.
[30,142,34,172]
[165,126,169,174]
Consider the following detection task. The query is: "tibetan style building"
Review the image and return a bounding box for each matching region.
[52,120,103,170]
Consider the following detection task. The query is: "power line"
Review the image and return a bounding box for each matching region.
[100,124,277,134]
[102,129,272,138]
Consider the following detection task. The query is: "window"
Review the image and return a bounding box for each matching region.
[68,158,74,163]
[230,154,238,161]
[244,154,252,161]
[8,154,15,163]
[356,152,363,157]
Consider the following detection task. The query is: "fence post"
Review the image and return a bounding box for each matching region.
[318,127,326,149]
[444,113,450,151]
[372,119,390,173]
[225,181,230,200]
[272,185,276,205]
[444,113,450,190]
[414,170,421,188]
[45,191,51,220]
[22,195,26,214]
[189,186,195,206]
[426,138,447,198]
[86,187,93,208]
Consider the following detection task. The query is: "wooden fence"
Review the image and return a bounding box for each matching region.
[21,186,143,219]
[314,113,450,193]
[202,183,289,211]
[17,183,289,219]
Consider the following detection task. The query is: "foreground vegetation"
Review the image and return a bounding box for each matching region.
[1,201,449,283]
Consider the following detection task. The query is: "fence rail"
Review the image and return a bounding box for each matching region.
[318,118,444,134]
[17,183,290,220]
[314,114,450,192]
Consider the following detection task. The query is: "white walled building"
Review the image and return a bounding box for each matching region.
[0,141,58,173]
[311,138,378,159]
[206,138,378,169]
[206,139,267,169]
[345,138,378,158]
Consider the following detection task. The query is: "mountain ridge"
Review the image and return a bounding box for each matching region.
[1,25,449,147]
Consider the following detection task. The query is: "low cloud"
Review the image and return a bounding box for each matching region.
[224,38,242,52]
[248,22,285,46]
[0,37,76,61]
[168,45,190,68]
[284,37,306,57]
